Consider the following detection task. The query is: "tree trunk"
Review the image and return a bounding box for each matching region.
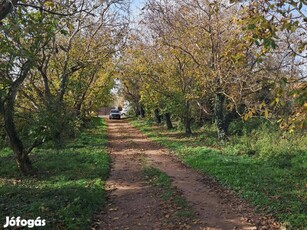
[184,117,192,135]
[184,101,192,135]
[134,106,140,117]
[15,150,34,176]
[3,108,34,175]
[74,100,82,118]
[165,113,173,129]
[0,61,35,175]
[0,0,19,20]
[154,109,161,124]
[1,92,34,176]
[0,0,13,21]
[140,105,145,118]
[53,129,64,150]
[214,92,228,141]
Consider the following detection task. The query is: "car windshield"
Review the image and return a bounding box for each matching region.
[111,109,119,113]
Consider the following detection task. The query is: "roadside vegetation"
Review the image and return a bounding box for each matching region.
[0,118,109,229]
[132,119,307,229]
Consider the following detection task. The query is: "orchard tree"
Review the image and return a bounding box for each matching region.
[0,0,129,175]
[118,46,145,117]
[233,0,306,130]
[0,3,61,175]
[142,0,306,138]
[32,0,127,145]
[119,30,199,134]
[142,0,254,139]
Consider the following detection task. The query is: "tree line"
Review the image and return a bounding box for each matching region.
[0,0,128,175]
[0,0,306,176]
[119,0,306,137]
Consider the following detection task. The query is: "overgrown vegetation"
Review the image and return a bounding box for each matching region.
[0,118,109,229]
[133,119,307,229]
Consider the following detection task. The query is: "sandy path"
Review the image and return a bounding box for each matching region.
[92,119,279,230]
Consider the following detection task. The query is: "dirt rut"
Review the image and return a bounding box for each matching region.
[92,119,279,230]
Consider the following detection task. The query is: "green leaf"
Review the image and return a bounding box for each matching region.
[248,24,256,30]
[60,29,69,36]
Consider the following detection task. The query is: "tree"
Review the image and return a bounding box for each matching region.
[0,4,59,175]
[0,0,17,20]
[236,0,307,130]
[23,0,127,145]
[141,0,306,138]
[0,0,129,175]
[142,0,252,139]
[119,31,199,134]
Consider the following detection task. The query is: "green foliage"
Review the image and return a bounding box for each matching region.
[0,118,110,229]
[227,120,306,161]
[1,0,122,175]
[15,104,82,150]
[133,119,307,229]
[122,0,306,140]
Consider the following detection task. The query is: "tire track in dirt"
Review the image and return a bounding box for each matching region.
[92,119,279,230]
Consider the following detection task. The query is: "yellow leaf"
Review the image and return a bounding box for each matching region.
[244,113,249,121]
[248,110,253,118]
[264,109,269,118]
[44,1,54,7]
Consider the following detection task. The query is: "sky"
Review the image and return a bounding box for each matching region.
[131,0,145,10]
[130,0,145,18]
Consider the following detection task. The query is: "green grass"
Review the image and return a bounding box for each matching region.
[132,119,307,229]
[0,118,110,229]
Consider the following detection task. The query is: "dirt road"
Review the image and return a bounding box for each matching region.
[92,119,279,230]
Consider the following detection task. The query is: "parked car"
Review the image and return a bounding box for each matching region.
[109,109,121,119]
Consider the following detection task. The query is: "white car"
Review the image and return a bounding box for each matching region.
[109,109,121,119]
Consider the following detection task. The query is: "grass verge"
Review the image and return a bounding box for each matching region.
[0,118,109,229]
[132,119,307,229]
